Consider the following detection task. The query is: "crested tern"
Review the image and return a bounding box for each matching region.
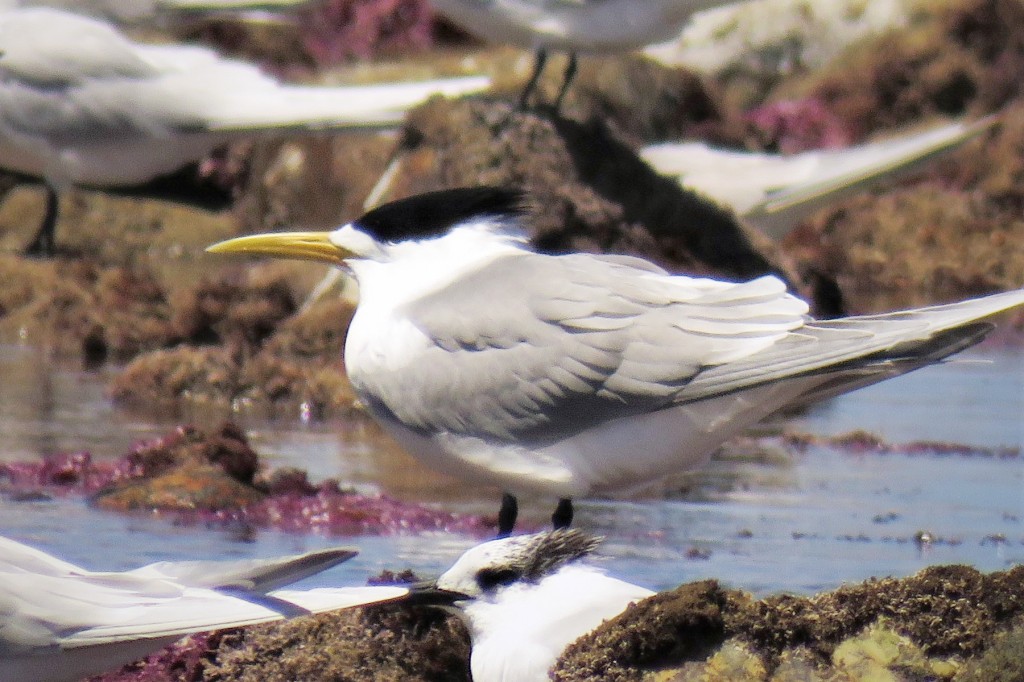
[208,186,1024,535]
[0,7,489,255]
[429,0,742,108]
[410,529,653,682]
[0,535,408,682]
[641,116,997,240]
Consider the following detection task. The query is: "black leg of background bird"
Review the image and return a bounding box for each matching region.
[24,185,59,257]
[553,53,578,113]
[519,48,548,109]
[497,493,519,538]
[551,498,573,529]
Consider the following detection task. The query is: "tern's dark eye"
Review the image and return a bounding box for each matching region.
[475,567,520,591]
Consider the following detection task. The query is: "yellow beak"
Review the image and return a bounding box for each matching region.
[206,231,352,265]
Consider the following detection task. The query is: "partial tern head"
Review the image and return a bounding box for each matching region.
[434,528,602,599]
[408,529,654,682]
[209,187,1024,538]
[207,186,529,265]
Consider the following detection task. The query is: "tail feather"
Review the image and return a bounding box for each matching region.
[681,287,1024,403]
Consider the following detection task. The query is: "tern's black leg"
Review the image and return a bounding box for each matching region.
[551,498,573,529]
[497,492,519,538]
[519,48,548,109]
[553,52,578,113]
[24,185,59,257]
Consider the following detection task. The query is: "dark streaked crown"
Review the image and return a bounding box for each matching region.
[355,186,528,243]
[473,529,602,593]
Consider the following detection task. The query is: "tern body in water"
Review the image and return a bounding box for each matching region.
[0,7,489,255]
[429,0,741,108]
[412,529,653,682]
[0,535,408,682]
[641,116,997,240]
[208,187,1024,535]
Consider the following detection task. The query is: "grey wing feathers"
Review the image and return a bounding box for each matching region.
[680,287,1024,402]
[126,547,358,592]
[375,253,807,443]
[372,252,1024,444]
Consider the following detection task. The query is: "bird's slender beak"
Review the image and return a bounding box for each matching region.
[402,580,469,607]
[206,231,352,265]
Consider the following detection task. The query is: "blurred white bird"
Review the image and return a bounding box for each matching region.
[208,186,1024,534]
[429,0,745,108]
[411,529,653,682]
[0,535,408,682]
[0,1,315,23]
[640,116,997,240]
[0,6,490,254]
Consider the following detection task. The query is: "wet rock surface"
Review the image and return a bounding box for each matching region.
[0,423,491,536]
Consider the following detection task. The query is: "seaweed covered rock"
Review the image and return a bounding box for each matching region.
[92,423,265,511]
[552,564,1024,680]
[204,603,470,682]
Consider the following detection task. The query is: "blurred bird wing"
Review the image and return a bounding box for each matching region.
[641,141,817,214]
[746,116,997,237]
[125,546,359,592]
[0,8,490,140]
[642,117,995,235]
[0,8,156,85]
[361,252,808,444]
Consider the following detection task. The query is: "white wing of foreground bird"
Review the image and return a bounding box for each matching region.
[0,535,408,682]
[0,6,490,253]
[641,116,997,240]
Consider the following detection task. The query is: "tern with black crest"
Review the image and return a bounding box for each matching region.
[208,186,1024,535]
[408,529,653,682]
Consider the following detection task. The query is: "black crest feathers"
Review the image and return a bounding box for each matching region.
[355,186,528,243]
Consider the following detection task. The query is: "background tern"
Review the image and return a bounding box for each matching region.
[410,528,653,682]
[0,535,408,682]
[207,186,1024,536]
[429,0,745,108]
[0,6,489,254]
[641,116,997,240]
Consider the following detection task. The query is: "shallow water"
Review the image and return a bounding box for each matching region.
[0,342,1021,596]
